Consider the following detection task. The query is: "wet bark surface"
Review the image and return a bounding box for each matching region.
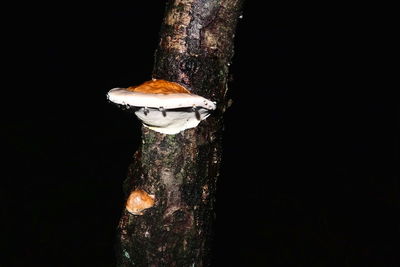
[115,0,244,266]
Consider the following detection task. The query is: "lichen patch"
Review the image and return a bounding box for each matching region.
[163,0,195,53]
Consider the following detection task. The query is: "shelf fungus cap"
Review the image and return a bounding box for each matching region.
[107,79,216,134]
[126,189,155,215]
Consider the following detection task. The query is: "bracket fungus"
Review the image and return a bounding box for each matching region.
[126,189,155,216]
[107,79,216,134]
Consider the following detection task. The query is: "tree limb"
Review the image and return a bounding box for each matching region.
[115,1,244,266]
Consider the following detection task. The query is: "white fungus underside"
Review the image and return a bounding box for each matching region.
[107,88,216,134]
[135,107,211,134]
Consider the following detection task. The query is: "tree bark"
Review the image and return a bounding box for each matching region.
[115,0,243,266]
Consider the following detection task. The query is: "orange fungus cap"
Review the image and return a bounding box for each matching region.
[127,79,191,94]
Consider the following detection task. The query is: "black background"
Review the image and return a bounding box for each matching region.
[2,2,398,266]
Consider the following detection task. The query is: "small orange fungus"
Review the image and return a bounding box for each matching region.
[126,189,155,215]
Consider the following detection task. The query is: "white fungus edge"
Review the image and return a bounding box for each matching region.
[107,88,216,110]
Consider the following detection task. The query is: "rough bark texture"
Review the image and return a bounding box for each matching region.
[115,0,243,266]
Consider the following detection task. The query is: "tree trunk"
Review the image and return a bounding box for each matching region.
[115,0,244,266]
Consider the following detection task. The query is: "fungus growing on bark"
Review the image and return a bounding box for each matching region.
[107,79,216,134]
[126,189,155,215]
